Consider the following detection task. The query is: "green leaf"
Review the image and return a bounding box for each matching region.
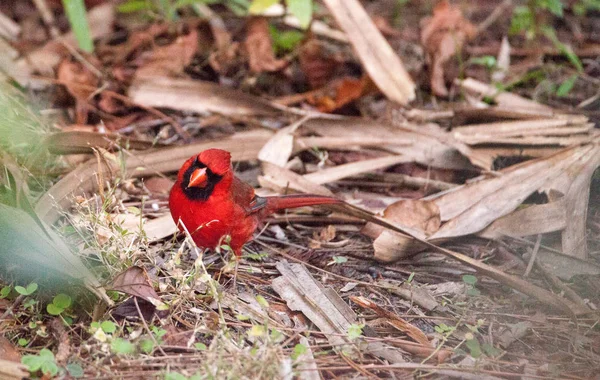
[15,283,37,296]
[256,295,269,308]
[22,355,44,371]
[332,256,348,264]
[41,361,59,376]
[165,373,189,380]
[101,320,117,334]
[117,0,155,13]
[249,0,279,14]
[47,303,64,316]
[481,342,502,357]
[470,55,497,69]
[53,293,72,309]
[465,338,482,358]
[194,342,207,350]
[291,343,307,360]
[22,349,57,375]
[540,0,563,17]
[139,338,155,353]
[347,323,364,340]
[286,0,312,28]
[62,0,94,53]
[509,6,534,37]
[556,75,578,97]
[18,338,29,346]
[271,28,304,54]
[542,27,583,72]
[111,338,136,355]
[0,285,11,298]
[66,362,85,378]
[462,274,477,285]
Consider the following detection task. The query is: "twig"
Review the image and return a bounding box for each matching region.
[475,0,513,38]
[133,297,167,356]
[31,0,60,38]
[524,234,541,277]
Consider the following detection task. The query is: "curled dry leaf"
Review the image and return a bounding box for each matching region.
[299,39,343,89]
[135,29,198,79]
[362,199,440,239]
[310,76,374,113]
[245,17,286,73]
[109,266,167,310]
[57,58,100,124]
[420,0,476,96]
[322,0,415,104]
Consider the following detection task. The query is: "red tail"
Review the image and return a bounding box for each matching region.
[264,194,341,213]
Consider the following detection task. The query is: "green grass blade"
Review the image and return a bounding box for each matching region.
[62,0,94,53]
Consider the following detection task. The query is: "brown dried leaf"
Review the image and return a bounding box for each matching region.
[57,58,100,124]
[129,76,279,116]
[0,336,20,363]
[135,29,198,79]
[298,39,341,89]
[245,17,286,73]
[144,177,174,197]
[322,0,415,104]
[350,296,431,347]
[420,0,476,96]
[109,266,165,309]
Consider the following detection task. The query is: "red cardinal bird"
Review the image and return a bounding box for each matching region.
[169,149,341,256]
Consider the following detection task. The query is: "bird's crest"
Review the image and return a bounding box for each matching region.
[199,149,231,175]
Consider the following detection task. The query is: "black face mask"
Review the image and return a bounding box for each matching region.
[181,157,223,201]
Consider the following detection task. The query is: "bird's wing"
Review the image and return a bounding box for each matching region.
[231,176,263,215]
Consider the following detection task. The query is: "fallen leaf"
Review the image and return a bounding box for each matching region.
[109,266,166,309]
[144,177,174,197]
[0,336,20,363]
[245,17,286,73]
[420,0,476,96]
[135,29,198,79]
[363,199,440,239]
[57,58,100,124]
[311,76,373,113]
[321,0,415,104]
[299,38,343,89]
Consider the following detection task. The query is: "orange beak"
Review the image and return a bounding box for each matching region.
[187,167,208,188]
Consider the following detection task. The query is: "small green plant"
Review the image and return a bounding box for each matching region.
[0,285,12,298]
[462,274,481,296]
[291,343,307,360]
[346,323,364,341]
[46,293,72,316]
[111,338,137,355]
[14,282,37,296]
[22,348,59,377]
[555,74,578,97]
[249,0,313,28]
[118,0,252,21]
[269,26,304,55]
[469,55,497,71]
[510,0,563,39]
[327,256,348,266]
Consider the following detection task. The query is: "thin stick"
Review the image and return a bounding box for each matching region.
[133,297,167,356]
[524,234,542,277]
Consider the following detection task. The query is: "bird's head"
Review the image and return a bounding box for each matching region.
[177,149,232,201]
